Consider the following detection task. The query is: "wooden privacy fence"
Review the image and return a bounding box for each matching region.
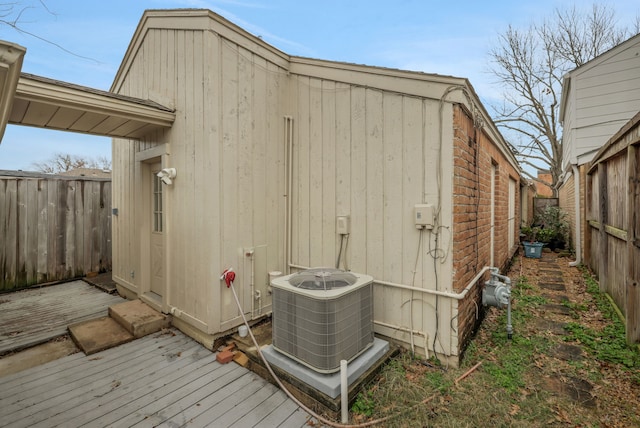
[533,197,558,220]
[0,171,112,292]
[585,112,640,344]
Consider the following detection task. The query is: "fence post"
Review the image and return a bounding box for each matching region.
[626,144,639,344]
[598,163,608,293]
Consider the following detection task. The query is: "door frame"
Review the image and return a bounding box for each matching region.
[135,145,170,313]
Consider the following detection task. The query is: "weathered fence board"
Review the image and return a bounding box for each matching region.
[586,111,640,344]
[533,197,558,219]
[0,171,112,292]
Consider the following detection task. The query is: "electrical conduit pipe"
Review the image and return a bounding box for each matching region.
[373,266,495,300]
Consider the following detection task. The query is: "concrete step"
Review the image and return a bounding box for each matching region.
[69,316,134,355]
[68,299,171,355]
[108,299,171,338]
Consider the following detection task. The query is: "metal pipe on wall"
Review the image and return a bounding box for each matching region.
[374,266,494,301]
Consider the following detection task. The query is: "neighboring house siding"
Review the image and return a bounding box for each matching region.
[561,34,640,170]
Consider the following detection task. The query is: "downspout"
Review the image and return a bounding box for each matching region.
[569,164,582,267]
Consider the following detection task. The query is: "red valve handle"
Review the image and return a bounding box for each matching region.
[221,268,235,288]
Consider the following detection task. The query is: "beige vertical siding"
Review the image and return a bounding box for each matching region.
[113,20,288,336]
[112,10,519,360]
[288,74,457,357]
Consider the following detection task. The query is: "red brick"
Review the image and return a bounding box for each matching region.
[216,349,234,364]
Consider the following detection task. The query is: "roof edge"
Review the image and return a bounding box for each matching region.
[0,40,26,144]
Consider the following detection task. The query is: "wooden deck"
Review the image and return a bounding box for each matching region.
[0,281,316,427]
[0,329,313,427]
[0,280,125,355]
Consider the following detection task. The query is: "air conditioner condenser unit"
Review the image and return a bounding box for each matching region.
[270,268,374,373]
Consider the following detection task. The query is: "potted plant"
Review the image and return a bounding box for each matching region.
[535,206,569,251]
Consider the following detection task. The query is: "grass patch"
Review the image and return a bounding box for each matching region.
[512,276,547,308]
[562,269,640,372]
[348,262,640,427]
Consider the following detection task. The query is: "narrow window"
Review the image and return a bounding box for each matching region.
[508,177,516,250]
[153,172,163,232]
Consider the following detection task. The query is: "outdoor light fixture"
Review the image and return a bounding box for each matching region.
[157,168,177,185]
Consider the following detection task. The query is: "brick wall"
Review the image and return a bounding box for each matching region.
[559,172,576,248]
[451,104,521,355]
[536,170,554,197]
[558,164,587,258]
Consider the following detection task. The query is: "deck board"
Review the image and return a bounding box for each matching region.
[0,282,316,427]
[0,329,314,427]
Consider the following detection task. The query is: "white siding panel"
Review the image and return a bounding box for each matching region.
[172,29,189,313]
[335,82,352,240]
[204,32,222,333]
[253,56,268,253]
[575,79,640,101]
[264,61,285,293]
[349,86,367,273]
[365,89,384,278]
[308,78,324,265]
[294,76,311,268]
[191,30,208,322]
[403,97,430,350]
[321,80,337,267]
[220,40,241,326]
[382,93,404,331]
[237,45,255,315]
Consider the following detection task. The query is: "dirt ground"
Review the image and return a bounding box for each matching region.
[349,250,640,427]
[0,336,78,377]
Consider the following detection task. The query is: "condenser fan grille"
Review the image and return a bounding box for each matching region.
[288,268,358,290]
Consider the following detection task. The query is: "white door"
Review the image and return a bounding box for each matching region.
[150,162,164,296]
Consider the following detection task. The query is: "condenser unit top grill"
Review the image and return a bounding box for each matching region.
[288,268,357,290]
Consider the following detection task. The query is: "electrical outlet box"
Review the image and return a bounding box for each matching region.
[414,204,434,229]
[336,216,350,234]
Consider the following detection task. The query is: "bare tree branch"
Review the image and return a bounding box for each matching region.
[488,3,637,196]
[0,1,100,63]
[31,153,112,174]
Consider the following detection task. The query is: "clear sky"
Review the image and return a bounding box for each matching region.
[0,0,638,171]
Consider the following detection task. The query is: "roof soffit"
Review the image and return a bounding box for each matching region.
[10,73,174,139]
